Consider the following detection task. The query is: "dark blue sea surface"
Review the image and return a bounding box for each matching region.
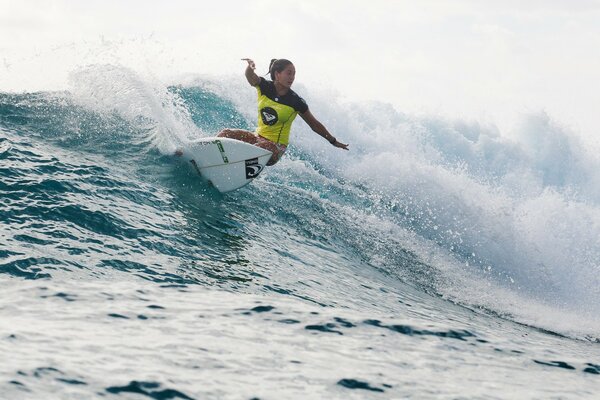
[1,66,600,398]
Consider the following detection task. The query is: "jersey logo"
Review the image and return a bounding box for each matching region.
[260,107,278,126]
[245,158,264,179]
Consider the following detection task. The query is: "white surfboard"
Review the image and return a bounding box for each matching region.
[179,137,272,193]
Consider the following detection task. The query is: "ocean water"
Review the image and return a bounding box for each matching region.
[1,64,600,399]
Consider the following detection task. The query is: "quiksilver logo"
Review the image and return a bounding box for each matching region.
[260,107,278,126]
[245,158,264,179]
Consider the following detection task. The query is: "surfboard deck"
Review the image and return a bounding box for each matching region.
[179,137,272,193]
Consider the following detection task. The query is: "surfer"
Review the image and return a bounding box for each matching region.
[216,58,349,165]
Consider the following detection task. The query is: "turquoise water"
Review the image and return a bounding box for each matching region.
[1,65,600,399]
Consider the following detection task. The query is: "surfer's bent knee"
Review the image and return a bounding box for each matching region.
[217,129,233,137]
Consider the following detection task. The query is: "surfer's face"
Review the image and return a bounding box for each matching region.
[275,64,295,88]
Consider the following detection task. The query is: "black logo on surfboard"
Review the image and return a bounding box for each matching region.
[260,107,278,126]
[245,158,264,179]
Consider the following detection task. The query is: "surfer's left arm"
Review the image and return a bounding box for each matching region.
[300,110,349,150]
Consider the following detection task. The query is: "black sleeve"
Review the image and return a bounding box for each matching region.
[258,77,269,92]
[296,95,309,114]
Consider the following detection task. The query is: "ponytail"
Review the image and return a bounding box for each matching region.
[267,58,293,80]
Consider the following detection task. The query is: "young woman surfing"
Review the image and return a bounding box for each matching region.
[217,58,349,166]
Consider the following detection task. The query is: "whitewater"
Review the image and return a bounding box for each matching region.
[1,61,600,399]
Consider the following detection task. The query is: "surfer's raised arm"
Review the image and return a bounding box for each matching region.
[242,58,260,86]
[299,110,349,150]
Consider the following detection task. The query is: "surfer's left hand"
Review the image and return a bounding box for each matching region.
[333,140,349,150]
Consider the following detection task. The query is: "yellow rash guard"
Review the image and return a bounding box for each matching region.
[255,77,309,145]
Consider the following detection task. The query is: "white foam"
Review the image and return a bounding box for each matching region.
[68,64,202,154]
[242,80,600,338]
[21,61,600,338]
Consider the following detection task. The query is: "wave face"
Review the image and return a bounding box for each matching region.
[192,66,600,337]
[1,64,600,398]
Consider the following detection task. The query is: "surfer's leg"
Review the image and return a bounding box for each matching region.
[174,129,256,157]
[217,129,259,144]
[254,137,287,166]
[265,147,286,165]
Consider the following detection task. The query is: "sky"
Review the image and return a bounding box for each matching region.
[1,0,599,140]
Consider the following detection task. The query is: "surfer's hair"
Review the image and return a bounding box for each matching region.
[268,59,293,80]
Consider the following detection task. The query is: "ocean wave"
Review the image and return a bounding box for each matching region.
[1,64,599,340]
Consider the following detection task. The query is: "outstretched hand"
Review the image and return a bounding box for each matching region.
[241,58,256,70]
[333,140,349,150]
